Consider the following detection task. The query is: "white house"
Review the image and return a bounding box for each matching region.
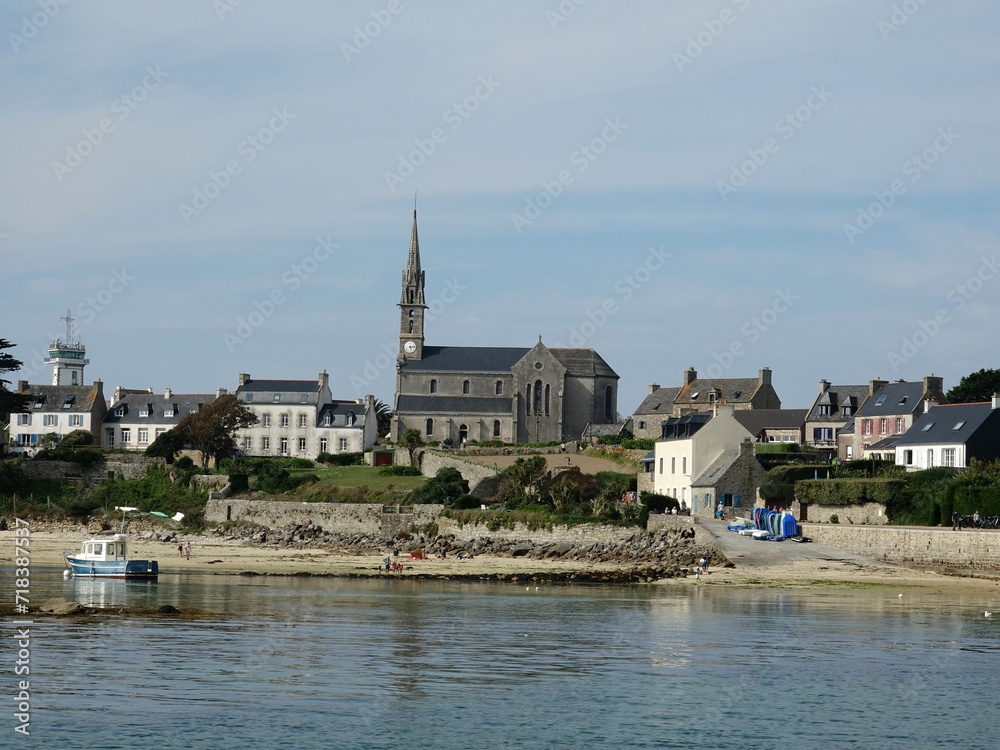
[895,396,1000,471]
[102,387,227,451]
[9,379,106,453]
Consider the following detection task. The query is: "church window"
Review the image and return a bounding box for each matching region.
[408,290,414,304]
[526,384,531,414]
[463,380,470,394]
[493,420,501,438]
[430,379,437,394]
[534,380,542,414]
[409,321,413,333]
[605,386,614,422]
[495,380,503,395]
[544,384,550,415]
[425,418,433,436]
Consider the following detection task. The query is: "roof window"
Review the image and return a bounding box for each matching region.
[875,396,886,406]
[951,421,966,431]
[921,422,934,432]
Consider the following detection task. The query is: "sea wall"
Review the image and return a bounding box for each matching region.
[20,455,164,483]
[438,517,645,546]
[419,451,500,498]
[797,501,888,526]
[205,498,443,536]
[803,524,1000,571]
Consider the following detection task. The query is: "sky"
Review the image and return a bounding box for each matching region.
[1,0,998,416]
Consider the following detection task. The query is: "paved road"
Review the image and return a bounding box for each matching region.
[696,518,896,570]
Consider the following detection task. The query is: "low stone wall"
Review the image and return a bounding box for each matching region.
[460,441,578,456]
[647,514,694,531]
[798,501,888,525]
[20,455,164,483]
[803,524,1000,571]
[205,498,443,536]
[419,451,500,498]
[438,517,640,546]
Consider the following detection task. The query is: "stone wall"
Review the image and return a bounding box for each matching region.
[438,517,640,546]
[419,451,500,498]
[803,524,1000,571]
[20,455,165,483]
[647,514,694,531]
[798,501,888,526]
[205,498,443,536]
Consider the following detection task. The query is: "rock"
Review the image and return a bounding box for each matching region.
[39,597,86,616]
[511,542,533,558]
[158,605,180,614]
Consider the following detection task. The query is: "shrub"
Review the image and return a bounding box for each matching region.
[229,474,249,493]
[317,452,364,466]
[408,467,469,504]
[829,514,839,524]
[377,465,421,477]
[595,471,636,498]
[0,461,29,497]
[33,447,105,468]
[640,491,678,514]
[796,478,908,507]
[59,430,94,447]
[175,456,195,470]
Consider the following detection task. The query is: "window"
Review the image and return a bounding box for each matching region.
[262,437,270,451]
[425,418,433,436]
[875,395,886,406]
[545,384,550,416]
[659,458,663,474]
[139,406,149,417]
[921,422,934,432]
[533,380,542,414]
[17,414,31,426]
[121,429,131,443]
[273,394,280,403]
[463,380,470,394]
[33,396,45,409]
[262,414,271,427]
[526,384,531,414]
[952,421,966,431]
[164,406,175,417]
[280,437,288,455]
[299,414,308,427]
[62,395,74,409]
[138,428,148,443]
[281,414,289,428]
[846,445,853,459]
[682,457,686,474]
[298,438,306,451]
[69,415,83,426]
[429,379,437,394]
[323,413,332,426]
[300,394,308,403]
[43,415,57,426]
[903,449,913,465]
[338,438,348,451]
[346,411,354,427]
[863,419,873,436]
[671,457,676,474]
[245,394,253,402]
[708,392,716,405]
[493,420,501,438]
[244,437,252,451]
[842,406,852,417]
[898,396,908,405]
[879,418,888,434]
[942,448,956,467]
[115,406,126,417]
[319,438,327,453]
[895,418,905,433]
[496,380,503,395]
[818,405,830,416]
[604,385,613,422]
[155,428,166,437]
[926,449,934,467]
[638,420,646,430]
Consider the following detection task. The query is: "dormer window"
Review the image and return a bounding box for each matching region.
[245,394,253,402]
[300,394,308,403]
[346,411,355,426]
[899,396,908,405]
[819,405,830,416]
[323,413,332,426]
[62,395,74,409]
[140,404,151,417]
[842,406,852,417]
[273,394,280,403]
[708,392,716,405]
[115,406,126,417]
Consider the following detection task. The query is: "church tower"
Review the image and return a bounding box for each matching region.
[398,210,426,361]
[45,309,89,386]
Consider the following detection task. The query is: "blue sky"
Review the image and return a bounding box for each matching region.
[2,0,997,415]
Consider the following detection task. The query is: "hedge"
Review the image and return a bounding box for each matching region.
[795,478,908,507]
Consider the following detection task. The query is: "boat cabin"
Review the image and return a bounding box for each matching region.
[77,534,129,561]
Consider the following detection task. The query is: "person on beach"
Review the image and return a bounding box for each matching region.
[974,510,980,528]
[185,542,191,560]
[178,544,183,558]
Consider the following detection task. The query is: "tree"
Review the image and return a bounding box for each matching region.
[0,339,30,416]
[145,428,188,464]
[60,430,94,447]
[408,467,470,505]
[499,455,548,504]
[400,428,424,467]
[946,368,1000,404]
[373,398,392,438]
[175,394,258,468]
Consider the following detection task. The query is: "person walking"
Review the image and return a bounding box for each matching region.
[184,542,191,560]
[178,544,183,558]
[952,510,959,531]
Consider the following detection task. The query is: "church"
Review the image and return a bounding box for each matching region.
[391,211,620,444]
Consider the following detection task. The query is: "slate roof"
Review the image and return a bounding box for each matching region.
[856,381,930,417]
[734,409,807,436]
[104,393,218,425]
[237,378,321,405]
[396,395,512,415]
[549,348,618,378]
[400,347,529,372]
[692,450,739,488]
[18,384,101,413]
[896,403,1000,447]
[317,401,368,429]
[658,413,712,441]
[677,377,760,408]
[634,386,682,415]
[865,436,900,451]
[807,385,870,420]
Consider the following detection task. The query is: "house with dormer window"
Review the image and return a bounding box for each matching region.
[9,379,106,454]
[895,396,1000,470]
[102,386,227,451]
[804,380,871,449]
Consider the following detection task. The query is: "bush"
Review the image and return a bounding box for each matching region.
[377,465,421,477]
[621,438,654,451]
[175,456,195,470]
[0,461,29,497]
[317,452,364,466]
[407,467,469,504]
[640,491,678,514]
[829,514,839,524]
[229,474,249,493]
[33,447,105,467]
[595,471,636,498]
[796,478,908,507]
[59,430,94,447]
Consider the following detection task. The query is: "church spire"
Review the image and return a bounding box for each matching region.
[399,209,426,361]
[406,209,421,277]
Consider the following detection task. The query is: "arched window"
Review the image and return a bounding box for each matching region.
[425,418,433,436]
[526,384,531,414]
[495,380,503,395]
[604,385,613,422]
[408,321,413,333]
[429,379,437,394]
[544,384,550,416]
[493,420,501,437]
[459,424,468,443]
[463,380,470,394]
[408,290,414,304]
[534,380,543,414]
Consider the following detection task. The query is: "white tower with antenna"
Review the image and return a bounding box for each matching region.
[45,309,89,385]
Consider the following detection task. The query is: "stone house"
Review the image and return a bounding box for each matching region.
[734,408,807,444]
[839,376,947,461]
[632,367,781,441]
[9,379,106,453]
[392,211,619,444]
[803,380,869,449]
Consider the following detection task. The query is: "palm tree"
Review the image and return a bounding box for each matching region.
[373,398,392,438]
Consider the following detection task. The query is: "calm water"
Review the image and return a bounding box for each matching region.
[3,568,998,749]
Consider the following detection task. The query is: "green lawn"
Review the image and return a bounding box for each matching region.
[288,465,426,491]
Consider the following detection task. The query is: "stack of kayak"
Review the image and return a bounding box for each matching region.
[742,508,801,541]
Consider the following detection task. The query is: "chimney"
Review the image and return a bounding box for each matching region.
[318,370,329,390]
[147,387,153,393]
[215,387,228,399]
[759,367,772,385]
[364,394,374,411]
[819,379,830,395]
[649,383,660,395]
[684,368,697,386]
[924,398,938,414]
[993,393,1000,410]
[18,380,28,392]
[740,437,754,457]
[869,379,888,396]
[113,385,125,402]
[923,374,943,399]
[239,372,250,387]
[164,387,172,399]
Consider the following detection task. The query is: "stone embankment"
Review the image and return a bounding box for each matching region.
[215,521,727,582]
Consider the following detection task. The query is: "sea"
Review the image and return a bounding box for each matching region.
[2,570,998,749]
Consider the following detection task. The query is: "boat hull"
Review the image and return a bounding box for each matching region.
[65,556,159,579]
